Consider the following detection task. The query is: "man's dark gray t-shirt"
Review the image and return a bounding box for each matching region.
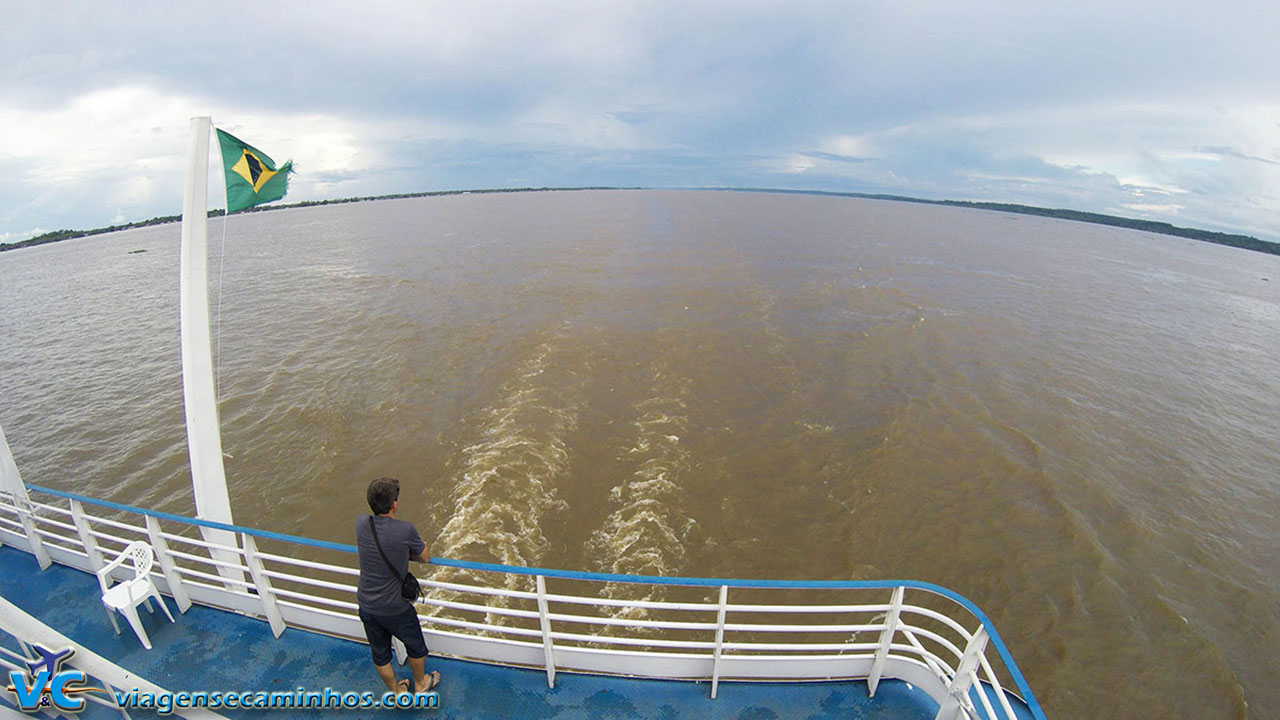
[355,514,426,616]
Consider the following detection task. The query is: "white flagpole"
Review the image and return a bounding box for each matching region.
[180,116,243,585]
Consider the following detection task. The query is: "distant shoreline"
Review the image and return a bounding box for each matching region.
[720,188,1280,257]
[3,186,1277,257]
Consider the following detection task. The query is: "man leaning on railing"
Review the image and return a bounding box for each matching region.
[354,477,442,695]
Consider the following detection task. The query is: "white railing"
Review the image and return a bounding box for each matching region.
[0,484,1045,720]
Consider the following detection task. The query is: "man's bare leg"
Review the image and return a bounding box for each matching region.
[407,655,433,693]
[374,662,401,693]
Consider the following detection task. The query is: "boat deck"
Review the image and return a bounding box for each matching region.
[1,545,943,719]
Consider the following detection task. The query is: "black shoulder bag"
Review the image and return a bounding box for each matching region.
[369,516,422,602]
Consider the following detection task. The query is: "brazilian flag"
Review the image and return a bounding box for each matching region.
[216,129,294,213]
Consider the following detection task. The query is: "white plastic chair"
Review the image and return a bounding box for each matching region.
[96,541,175,649]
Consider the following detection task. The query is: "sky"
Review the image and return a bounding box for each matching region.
[2,1,1278,244]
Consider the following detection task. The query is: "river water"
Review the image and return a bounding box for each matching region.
[1,190,1277,718]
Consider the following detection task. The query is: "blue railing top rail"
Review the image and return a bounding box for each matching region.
[24,483,360,553]
[21,482,1044,719]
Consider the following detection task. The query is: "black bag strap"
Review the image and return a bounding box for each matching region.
[368,515,408,581]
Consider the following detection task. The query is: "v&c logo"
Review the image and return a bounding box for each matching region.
[5,644,108,713]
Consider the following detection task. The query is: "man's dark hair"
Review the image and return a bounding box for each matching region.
[367,477,400,515]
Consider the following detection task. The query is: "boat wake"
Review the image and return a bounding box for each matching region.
[427,324,590,621]
[586,372,697,622]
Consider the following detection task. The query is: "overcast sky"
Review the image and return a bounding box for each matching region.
[3,1,1278,244]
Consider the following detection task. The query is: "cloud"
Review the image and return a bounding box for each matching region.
[2,2,1279,242]
[798,151,876,165]
[0,83,410,233]
[1197,146,1280,167]
[779,100,1280,238]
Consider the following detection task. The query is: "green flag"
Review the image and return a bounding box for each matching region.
[216,129,293,213]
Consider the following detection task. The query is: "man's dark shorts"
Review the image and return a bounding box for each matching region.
[359,606,429,666]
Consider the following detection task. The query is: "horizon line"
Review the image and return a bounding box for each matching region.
[2,186,1275,257]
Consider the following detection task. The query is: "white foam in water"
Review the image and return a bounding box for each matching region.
[428,328,588,620]
[588,388,698,622]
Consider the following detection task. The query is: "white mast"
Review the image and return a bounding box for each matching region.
[180,116,242,583]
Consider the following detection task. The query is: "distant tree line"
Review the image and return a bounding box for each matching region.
[4,186,1277,257]
[0,214,185,252]
[0,187,621,253]
[936,199,1276,256]
[727,188,1280,256]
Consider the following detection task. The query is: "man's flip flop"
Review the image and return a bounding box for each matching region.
[396,678,412,695]
[423,671,441,692]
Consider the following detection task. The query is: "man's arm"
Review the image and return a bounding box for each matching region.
[409,535,430,564]
[408,523,429,563]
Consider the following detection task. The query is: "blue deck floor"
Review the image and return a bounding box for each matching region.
[1,545,942,719]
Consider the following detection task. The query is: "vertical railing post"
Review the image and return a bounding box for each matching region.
[1,491,51,570]
[710,584,729,699]
[392,637,408,666]
[241,533,285,638]
[536,575,556,688]
[145,515,191,613]
[69,499,106,573]
[21,499,52,569]
[868,586,905,696]
[934,626,989,720]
